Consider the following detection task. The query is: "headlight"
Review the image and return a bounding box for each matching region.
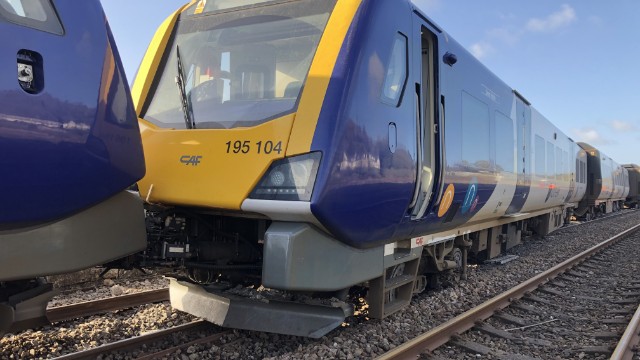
[249,152,321,201]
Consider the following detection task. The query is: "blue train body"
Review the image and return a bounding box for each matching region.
[0,0,144,225]
[309,0,587,249]
[0,0,146,334]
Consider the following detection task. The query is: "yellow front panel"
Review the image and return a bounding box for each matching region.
[138,115,294,210]
[286,0,362,156]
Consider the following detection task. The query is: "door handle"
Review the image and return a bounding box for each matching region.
[388,122,397,153]
[17,49,43,94]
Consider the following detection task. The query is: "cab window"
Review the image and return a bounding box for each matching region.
[0,0,63,35]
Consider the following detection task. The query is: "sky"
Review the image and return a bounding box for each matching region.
[101,0,640,165]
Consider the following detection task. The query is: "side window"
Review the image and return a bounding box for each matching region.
[555,146,561,180]
[0,0,63,35]
[535,135,545,178]
[494,112,514,173]
[380,33,408,106]
[462,92,491,171]
[546,141,554,180]
[563,151,568,181]
[579,159,583,183]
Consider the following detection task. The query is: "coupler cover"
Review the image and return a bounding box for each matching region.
[169,278,349,338]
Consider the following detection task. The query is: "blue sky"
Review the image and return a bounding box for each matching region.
[101,0,640,165]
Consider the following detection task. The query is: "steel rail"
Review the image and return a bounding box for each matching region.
[610,304,640,360]
[377,223,640,360]
[52,320,208,360]
[47,288,169,323]
[135,330,234,360]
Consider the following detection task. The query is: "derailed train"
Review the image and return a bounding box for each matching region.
[0,0,638,339]
[0,0,145,333]
[127,0,636,337]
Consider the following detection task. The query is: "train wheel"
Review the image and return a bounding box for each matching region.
[444,248,463,286]
[188,268,215,284]
[585,211,592,221]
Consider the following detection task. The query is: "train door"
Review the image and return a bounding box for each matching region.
[505,93,531,214]
[409,19,439,220]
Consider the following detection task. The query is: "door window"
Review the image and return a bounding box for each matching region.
[380,33,408,106]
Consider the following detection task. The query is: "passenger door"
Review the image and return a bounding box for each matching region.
[408,16,440,220]
[506,94,532,214]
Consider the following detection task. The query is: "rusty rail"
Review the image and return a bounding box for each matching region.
[47,288,168,323]
[52,320,209,360]
[378,223,640,359]
[610,304,640,360]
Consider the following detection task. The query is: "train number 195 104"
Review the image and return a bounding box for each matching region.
[225,140,283,155]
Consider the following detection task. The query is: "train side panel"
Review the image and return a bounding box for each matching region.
[0,0,144,226]
[518,109,575,214]
[0,0,146,280]
[309,0,417,246]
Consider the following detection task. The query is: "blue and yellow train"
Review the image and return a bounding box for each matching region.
[129,0,634,337]
[1,0,635,339]
[0,0,145,333]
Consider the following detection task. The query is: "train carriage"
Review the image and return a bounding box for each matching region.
[0,0,146,334]
[575,142,629,218]
[132,0,627,337]
[623,164,640,208]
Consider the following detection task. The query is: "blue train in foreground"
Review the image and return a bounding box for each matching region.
[0,0,145,333]
[129,0,635,337]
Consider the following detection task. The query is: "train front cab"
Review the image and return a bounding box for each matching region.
[132,0,444,337]
[0,0,146,334]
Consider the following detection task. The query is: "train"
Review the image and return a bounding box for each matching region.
[127,0,638,337]
[1,0,636,340]
[0,0,146,334]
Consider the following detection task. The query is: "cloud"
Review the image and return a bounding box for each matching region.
[572,127,614,145]
[526,4,577,32]
[466,4,576,60]
[470,42,494,59]
[611,120,638,132]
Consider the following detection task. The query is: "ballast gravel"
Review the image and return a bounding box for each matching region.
[0,210,638,359]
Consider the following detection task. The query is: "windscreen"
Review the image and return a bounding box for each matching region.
[142,0,336,129]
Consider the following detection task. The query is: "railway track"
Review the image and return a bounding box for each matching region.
[47,288,169,323]
[3,211,637,359]
[52,320,233,359]
[378,223,640,359]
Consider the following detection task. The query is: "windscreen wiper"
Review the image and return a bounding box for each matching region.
[175,45,196,129]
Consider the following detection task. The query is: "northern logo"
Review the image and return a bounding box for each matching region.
[180,155,202,166]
